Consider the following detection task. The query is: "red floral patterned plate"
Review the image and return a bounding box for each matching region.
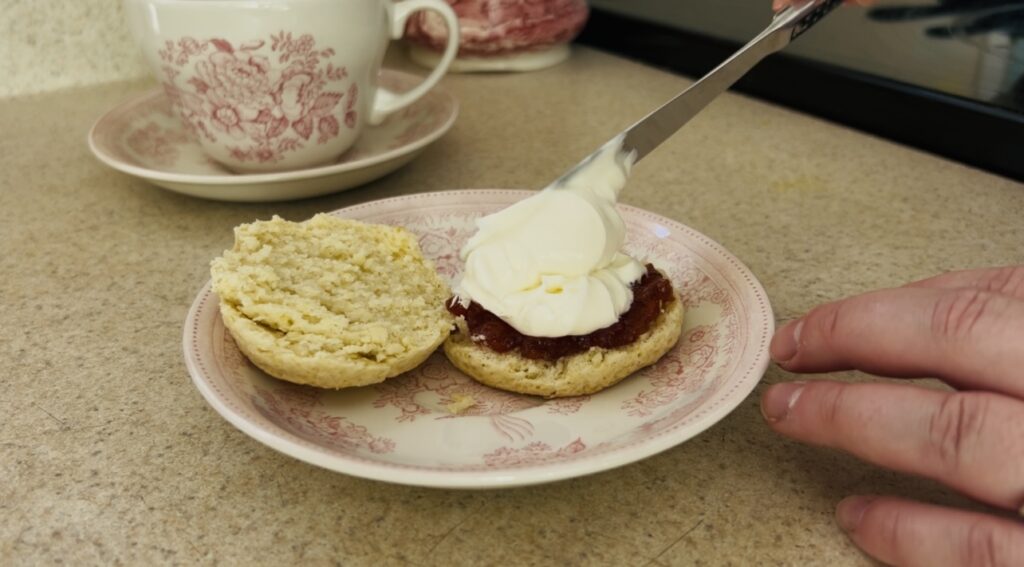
[183,190,774,488]
[88,70,457,202]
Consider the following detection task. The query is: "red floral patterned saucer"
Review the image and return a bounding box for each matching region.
[88,70,457,202]
[183,190,774,488]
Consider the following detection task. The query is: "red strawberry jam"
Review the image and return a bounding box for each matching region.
[446,264,674,361]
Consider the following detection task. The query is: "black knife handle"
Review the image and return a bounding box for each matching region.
[790,0,844,40]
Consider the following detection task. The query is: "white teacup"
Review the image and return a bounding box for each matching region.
[124,0,459,173]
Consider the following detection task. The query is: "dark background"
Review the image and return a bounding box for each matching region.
[576,7,1024,182]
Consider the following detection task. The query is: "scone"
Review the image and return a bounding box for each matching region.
[211,214,452,389]
[443,268,684,398]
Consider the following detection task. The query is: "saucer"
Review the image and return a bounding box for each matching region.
[183,190,774,488]
[88,70,458,202]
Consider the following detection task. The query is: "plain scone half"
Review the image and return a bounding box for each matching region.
[210,214,453,389]
[443,287,685,398]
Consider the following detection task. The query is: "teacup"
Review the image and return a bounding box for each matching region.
[124,0,459,173]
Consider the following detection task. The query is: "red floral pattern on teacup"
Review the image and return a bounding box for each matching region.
[91,71,455,180]
[158,32,354,164]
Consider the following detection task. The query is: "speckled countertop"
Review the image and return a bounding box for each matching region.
[3,46,1023,565]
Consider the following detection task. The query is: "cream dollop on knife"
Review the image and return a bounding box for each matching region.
[455,138,645,337]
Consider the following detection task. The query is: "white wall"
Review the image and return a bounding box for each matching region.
[1,0,149,98]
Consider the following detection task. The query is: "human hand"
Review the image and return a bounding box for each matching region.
[773,0,875,10]
[761,266,1024,566]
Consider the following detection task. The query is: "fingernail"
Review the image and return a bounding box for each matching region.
[836,496,873,532]
[772,0,784,10]
[760,381,805,422]
[770,318,803,364]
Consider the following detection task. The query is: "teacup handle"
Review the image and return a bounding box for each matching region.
[370,0,459,125]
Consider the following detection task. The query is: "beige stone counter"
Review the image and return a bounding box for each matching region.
[3,47,1022,565]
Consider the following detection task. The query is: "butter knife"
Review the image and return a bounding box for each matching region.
[551,0,843,186]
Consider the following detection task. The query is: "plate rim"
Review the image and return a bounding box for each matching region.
[182,189,774,488]
[87,69,459,187]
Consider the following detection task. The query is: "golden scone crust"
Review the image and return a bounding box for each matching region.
[211,214,452,389]
[443,294,684,398]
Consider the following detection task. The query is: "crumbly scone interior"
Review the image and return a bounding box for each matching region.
[211,214,451,365]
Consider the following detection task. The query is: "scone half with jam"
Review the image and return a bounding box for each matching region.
[210,214,452,389]
[443,264,684,398]
[440,142,685,398]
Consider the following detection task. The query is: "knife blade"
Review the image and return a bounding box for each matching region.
[550,0,843,187]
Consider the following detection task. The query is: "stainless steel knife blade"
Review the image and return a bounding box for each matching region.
[550,0,843,188]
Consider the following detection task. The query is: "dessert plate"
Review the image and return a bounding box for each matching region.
[183,190,774,488]
[88,70,458,202]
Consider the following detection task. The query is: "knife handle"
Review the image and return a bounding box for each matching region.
[788,0,844,40]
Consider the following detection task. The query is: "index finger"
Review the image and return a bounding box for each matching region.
[771,286,1024,398]
[761,380,1024,510]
